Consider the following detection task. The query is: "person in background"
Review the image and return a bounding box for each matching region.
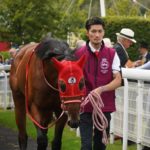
[103,38,113,48]
[114,28,137,68]
[75,40,86,49]
[9,47,17,57]
[0,55,4,65]
[7,47,17,64]
[136,41,150,67]
[75,16,121,150]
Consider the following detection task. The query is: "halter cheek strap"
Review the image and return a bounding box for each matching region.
[42,61,59,91]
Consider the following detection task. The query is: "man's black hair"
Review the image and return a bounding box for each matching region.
[139,41,149,49]
[85,16,105,30]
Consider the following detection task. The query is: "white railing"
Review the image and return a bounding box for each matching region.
[110,68,150,150]
[0,65,13,110]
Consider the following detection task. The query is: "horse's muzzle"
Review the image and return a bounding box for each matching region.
[67,120,80,128]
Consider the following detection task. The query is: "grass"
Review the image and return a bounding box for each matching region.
[0,110,136,150]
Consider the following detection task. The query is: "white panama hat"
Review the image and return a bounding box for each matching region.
[116,28,136,43]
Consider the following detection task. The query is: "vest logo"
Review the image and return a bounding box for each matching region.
[100,58,109,74]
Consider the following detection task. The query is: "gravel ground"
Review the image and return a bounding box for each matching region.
[0,125,51,150]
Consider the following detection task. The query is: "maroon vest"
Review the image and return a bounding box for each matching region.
[75,44,116,112]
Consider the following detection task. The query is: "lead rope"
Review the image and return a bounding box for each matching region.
[81,92,108,145]
[25,50,64,129]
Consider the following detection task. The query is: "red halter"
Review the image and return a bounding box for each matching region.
[51,55,86,104]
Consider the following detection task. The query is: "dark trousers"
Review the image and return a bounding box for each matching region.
[80,112,111,150]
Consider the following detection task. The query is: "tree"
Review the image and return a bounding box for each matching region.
[54,0,87,39]
[106,0,139,16]
[0,0,60,44]
[105,0,150,17]
[1,0,150,45]
[0,0,89,44]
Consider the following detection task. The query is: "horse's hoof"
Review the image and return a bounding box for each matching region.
[18,135,28,150]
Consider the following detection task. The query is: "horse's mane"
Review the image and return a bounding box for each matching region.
[35,37,76,61]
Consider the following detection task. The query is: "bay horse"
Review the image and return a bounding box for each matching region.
[9,37,86,150]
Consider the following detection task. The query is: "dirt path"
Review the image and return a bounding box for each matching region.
[0,125,51,150]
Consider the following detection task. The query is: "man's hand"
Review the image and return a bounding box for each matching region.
[88,87,104,103]
[91,86,105,96]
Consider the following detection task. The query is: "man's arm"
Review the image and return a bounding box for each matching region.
[92,72,121,95]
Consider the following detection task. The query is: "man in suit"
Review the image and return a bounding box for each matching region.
[113,28,137,145]
[138,41,150,65]
[114,28,136,68]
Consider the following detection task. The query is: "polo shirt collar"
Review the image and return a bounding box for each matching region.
[89,42,101,53]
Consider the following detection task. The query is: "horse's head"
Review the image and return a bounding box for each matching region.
[52,55,86,128]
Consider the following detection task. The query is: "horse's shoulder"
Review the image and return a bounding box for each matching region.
[12,43,38,70]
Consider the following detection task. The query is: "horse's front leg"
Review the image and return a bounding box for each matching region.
[36,127,48,150]
[13,94,28,150]
[31,104,49,150]
[52,111,68,150]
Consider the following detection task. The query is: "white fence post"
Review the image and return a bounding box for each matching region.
[0,65,12,109]
[110,113,114,144]
[76,127,80,137]
[137,81,144,150]
[2,70,8,110]
[122,78,129,150]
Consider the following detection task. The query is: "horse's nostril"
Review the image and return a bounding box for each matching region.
[68,120,80,129]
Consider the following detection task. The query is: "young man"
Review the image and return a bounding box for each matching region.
[75,17,121,150]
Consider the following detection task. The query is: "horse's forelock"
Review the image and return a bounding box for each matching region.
[35,38,75,60]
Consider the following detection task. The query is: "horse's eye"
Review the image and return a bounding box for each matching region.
[59,80,66,92]
[79,78,85,90]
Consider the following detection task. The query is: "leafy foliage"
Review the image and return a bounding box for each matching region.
[54,0,87,39]
[106,0,139,16]
[0,0,60,44]
[0,0,89,44]
[0,0,150,48]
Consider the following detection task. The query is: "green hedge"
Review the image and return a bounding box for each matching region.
[104,16,150,60]
[0,52,10,62]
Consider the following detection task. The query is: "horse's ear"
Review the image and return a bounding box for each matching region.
[77,54,87,68]
[51,57,63,71]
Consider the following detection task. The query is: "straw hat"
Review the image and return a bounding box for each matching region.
[116,28,136,43]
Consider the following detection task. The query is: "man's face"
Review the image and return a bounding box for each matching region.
[123,38,133,49]
[139,47,147,55]
[86,25,104,45]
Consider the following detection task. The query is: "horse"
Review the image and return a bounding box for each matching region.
[9,37,86,150]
